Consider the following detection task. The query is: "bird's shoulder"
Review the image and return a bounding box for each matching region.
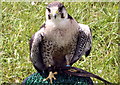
[68,14,73,19]
[30,23,46,50]
[78,23,92,36]
[40,23,46,29]
[33,23,46,39]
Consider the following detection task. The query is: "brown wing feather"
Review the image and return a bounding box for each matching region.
[30,24,46,72]
[70,24,92,65]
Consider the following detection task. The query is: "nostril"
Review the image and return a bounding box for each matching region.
[54,15,57,19]
[53,14,57,19]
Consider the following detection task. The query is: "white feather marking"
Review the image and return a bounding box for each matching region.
[44,19,79,47]
[78,24,91,36]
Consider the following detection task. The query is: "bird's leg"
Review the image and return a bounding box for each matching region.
[43,71,57,84]
[65,54,73,67]
[65,54,78,72]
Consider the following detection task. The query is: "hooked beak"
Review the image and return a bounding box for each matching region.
[51,9,58,19]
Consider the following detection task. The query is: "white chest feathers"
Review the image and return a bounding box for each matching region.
[42,19,79,47]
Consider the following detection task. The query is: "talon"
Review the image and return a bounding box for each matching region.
[43,71,57,84]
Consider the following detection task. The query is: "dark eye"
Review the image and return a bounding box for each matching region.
[47,8,51,12]
[61,13,64,18]
[58,6,64,12]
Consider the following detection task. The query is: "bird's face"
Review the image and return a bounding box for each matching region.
[46,2,68,21]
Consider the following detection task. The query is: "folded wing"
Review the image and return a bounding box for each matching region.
[70,24,92,65]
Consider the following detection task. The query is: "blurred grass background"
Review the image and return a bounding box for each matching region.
[1,2,119,84]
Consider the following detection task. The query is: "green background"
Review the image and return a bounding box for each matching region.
[1,2,119,84]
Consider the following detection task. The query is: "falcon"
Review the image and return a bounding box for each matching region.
[30,1,92,83]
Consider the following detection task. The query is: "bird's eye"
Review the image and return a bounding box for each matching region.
[47,8,51,12]
[61,13,64,18]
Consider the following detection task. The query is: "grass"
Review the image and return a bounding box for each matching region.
[1,2,119,84]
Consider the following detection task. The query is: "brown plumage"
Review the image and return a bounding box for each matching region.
[30,1,92,83]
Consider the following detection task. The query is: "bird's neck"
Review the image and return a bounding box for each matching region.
[44,19,79,47]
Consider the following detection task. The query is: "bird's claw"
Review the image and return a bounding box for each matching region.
[43,71,57,84]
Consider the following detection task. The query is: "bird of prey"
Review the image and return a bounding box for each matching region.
[30,1,92,83]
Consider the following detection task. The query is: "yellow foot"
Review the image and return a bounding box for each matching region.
[43,71,57,84]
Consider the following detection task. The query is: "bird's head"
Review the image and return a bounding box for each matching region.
[46,2,68,21]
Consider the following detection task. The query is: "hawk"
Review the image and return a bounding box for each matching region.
[30,1,92,83]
